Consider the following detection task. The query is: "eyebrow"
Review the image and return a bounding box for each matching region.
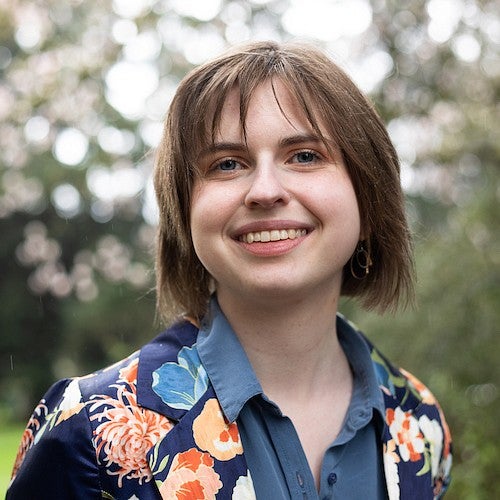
[198,142,247,159]
[198,134,325,159]
[279,134,324,148]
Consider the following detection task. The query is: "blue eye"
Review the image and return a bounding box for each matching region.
[294,151,317,163]
[216,159,239,170]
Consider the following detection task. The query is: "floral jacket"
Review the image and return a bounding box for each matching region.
[8,320,452,499]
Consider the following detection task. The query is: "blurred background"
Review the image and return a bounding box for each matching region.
[0,0,498,497]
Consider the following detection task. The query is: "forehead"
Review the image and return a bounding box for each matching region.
[188,75,340,168]
[213,79,327,146]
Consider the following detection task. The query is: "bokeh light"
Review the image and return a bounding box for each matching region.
[53,128,89,167]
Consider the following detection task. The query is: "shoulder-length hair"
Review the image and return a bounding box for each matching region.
[154,40,414,321]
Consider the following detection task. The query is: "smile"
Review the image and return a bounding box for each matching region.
[239,229,307,244]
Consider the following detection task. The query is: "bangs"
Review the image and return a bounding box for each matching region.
[181,47,339,171]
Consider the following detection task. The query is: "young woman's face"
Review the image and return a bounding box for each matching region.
[190,79,361,309]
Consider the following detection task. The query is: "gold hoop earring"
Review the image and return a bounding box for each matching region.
[350,241,372,280]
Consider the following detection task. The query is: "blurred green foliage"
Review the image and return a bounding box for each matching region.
[0,425,24,495]
[0,0,498,497]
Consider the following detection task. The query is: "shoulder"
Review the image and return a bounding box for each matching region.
[345,318,453,498]
[368,339,450,432]
[9,353,140,488]
[11,322,198,498]
[342,315,442,413]
[8,377,102,497]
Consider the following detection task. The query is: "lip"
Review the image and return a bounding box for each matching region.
[232,220,314,240]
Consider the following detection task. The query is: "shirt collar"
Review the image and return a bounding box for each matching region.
[197,297,263,423]
[197,297,385,424]
[336,313,386,427]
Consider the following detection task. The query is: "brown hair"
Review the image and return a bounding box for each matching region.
[154,40,414,321]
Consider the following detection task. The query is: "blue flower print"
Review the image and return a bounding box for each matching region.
[152,345,209,410]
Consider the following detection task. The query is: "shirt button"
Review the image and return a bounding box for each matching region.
[296,471,305,487]
[328,472,338,485]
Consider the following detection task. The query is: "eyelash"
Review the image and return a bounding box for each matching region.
[211,158,243,172]
[207,149,322,174]
[290,150,320,164]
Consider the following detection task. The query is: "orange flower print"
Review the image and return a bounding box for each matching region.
[434,453,452,497]
[441,406,452,460]
[383,438,401,465]
[400,368,437,405]
[386,407,425,462]
[159,448,222,499]
[11,400,48,479]
[193,399,243,461]
[119,358,139,385]
[90,363,173,487]
[11,427,35,480]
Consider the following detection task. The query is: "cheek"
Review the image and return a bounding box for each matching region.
[190,182,240,228]
[310,176,361,226]
[189,184,234,260]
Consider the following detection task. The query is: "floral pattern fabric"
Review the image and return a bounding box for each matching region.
[89,358,174,487]
[8,319,451,499]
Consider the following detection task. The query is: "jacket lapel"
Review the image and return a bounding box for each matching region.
[136,321,253,498]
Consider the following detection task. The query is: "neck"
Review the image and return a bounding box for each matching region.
[216,289,348,402]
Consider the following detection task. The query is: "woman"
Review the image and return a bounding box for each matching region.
[8,41,452,499]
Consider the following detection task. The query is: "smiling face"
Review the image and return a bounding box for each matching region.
[189,79,361,310]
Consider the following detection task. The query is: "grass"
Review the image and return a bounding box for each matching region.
[0,425,23,496]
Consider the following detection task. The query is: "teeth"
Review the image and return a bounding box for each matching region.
[239,229,307,243]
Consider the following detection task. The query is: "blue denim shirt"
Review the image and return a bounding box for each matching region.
[197,299,388,499]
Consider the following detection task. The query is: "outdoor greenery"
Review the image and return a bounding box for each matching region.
[1,0,498,498]
[0,425,23,495]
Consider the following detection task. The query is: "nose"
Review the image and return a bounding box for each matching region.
[244,164,291,208]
